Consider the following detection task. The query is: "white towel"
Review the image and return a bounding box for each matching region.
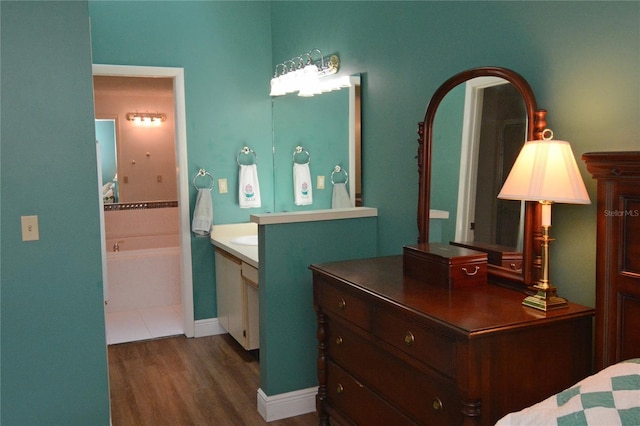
[332,183,351,209]
[239,164,261,208]
[293,163,313,206]
[192,188,213,237]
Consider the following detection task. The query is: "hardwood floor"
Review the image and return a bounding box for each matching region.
[108,334,318,425]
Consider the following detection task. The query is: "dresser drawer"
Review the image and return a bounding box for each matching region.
[316,278,372,331]
[327,361,415,426]
[373,308,456,378]
[501,258,523,271]
[327,317,462,425]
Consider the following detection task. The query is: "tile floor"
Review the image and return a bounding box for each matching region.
[105,304,183,345]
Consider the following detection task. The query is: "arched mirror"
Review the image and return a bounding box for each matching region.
[417,67,548,288]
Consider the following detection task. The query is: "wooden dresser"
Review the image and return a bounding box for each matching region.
[312,256,594,426]
[583,151,640,371]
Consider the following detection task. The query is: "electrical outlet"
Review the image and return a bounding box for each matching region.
[21,215,39,241]
[218,178,228,194]
[317,175,325,189]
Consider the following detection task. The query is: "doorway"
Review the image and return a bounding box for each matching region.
[93,64,194,340]
[455,77,526,248]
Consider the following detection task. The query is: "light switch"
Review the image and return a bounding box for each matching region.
[218,178,228,194]
[21,215,39,241]
[317,175,325,189]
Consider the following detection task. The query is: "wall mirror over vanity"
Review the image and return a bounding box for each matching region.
[311,67,595,426]
[271,72,363,212]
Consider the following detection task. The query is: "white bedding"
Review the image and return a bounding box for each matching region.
[495,358,640,426]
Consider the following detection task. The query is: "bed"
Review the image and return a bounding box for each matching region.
[497,151,640,425]
[496,358,640,425]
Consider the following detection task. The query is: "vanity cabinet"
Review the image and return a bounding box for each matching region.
[215,248,259,350]
[312,256,594,426]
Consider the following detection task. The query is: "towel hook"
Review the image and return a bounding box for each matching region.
[331,165,348,185]
[193,168,215,191]
[237,146,258,166]
[293,146,310,165]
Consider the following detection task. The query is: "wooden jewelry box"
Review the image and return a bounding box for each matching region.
[403,242,488,289]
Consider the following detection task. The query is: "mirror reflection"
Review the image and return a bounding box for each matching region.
[431,77,527,267]
[418,67,547,288]
[96,119,118,203]
[271,74,361,212]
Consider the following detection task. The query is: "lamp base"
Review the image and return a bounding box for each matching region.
[522,284,569,311]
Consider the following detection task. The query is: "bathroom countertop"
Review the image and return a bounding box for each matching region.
[250,207,378,225]
[210,222,258,268]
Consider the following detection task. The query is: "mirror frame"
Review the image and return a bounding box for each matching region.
[417,66,547,288]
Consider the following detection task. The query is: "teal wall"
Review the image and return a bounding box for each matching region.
[258,217,378,395]
[1,1,110,424]
[271,1,640,308]
[1,2,638,421]
[88,1,273,319]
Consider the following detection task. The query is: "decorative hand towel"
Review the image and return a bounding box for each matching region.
[332,183,351,209]
[293,163,313,206]
[192,188,213,237]
[239,164,261,208]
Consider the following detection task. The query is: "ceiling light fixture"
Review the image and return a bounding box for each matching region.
[269,48,341,97]
[126,112,166,126]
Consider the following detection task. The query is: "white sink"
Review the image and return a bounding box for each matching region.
[230,235,258,246]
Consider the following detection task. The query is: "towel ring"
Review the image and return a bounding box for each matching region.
[237,146,258,166]
[193,169,215,191]
[331,165,349,185]
[293,146,310,165]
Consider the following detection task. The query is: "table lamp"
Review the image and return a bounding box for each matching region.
[498,130,590,311]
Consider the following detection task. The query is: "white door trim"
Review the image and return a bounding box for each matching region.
[93,64,194,338]
[455,76,509,242]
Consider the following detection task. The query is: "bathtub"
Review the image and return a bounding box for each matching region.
[106,233,180,252]
[105,234,182,313]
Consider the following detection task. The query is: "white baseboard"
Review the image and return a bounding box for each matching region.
[257,387,317,422]
[194,317,226,337]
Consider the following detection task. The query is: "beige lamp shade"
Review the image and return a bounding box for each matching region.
[498,139,591,205]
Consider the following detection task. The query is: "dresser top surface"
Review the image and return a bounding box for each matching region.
[311,256,594,336]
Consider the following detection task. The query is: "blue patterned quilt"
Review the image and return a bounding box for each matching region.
[496,358,640,425]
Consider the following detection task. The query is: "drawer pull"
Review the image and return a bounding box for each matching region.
[461,266,480,276]
[432,397,443,412]
[335,336,343,345]
[337,298,346,309]
[336,383,344,394]
[404,331,415,347]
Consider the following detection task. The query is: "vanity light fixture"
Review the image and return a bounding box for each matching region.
[498,129,590,311]
[270,48,341,97]
[126,112,166,126]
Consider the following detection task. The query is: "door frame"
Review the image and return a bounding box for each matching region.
[455,76,508,242]
[93,64,194,337]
